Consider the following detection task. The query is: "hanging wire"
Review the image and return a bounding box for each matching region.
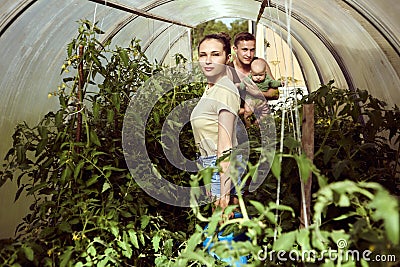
[93,3,97,26]
[272,2,298,140]
[168,24,171,67]
[263,0,286,242]
[266,0,309,240]
[281,2,298,140]
[284,0,309,229]
[266,1,296,139]
[267,2,293,145]
[92,2,105,36]
[99,0,107,30]
[147,18,155,63]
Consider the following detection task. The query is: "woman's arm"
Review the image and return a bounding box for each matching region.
[217,109,236,209]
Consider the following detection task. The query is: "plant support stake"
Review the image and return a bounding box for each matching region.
[300,104,314,228]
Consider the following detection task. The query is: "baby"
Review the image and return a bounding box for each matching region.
[239,58,281,127]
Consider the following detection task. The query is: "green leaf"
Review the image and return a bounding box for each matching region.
[36,138,48,157]
[249,200,265,214]
[139,232,145,246]
[107,109,114,124]
[360,258,369,267]
[16,145,26,164]
[102,166,126,172]
[296,229,311,251]
[333,160,348,179]
[368,190,399,245]
[38,125,48,139]
[55,109,63,126]
[273,230,297,251]
[98,257,109,267]
[119,49,130,67]
[316,173,328,188]
[322,146,337,165]
[337,193,350,207]
[87,245,96,257]
[67,42,73,57]
[200,167,213,190]
[22,245,34,261]
[102,182,111,193]
[93,101,100,120]
[27,182,47,196]
[295,153,313,182]
[120,231,133,258]
[90,129,101,146]
[109,223,119,237]
[152,234,161,252]
[330,230,349,249]
[128,230,139,249]
[60,246,73,267]
[186,232,202,252]
[60,166,72,185]
[140,215,150,229]
[117,239,132,258]
[14,184,26,202]
[155,256,168,266]
[311,234,327,251]
[163,238,173,256]
[91,54,101,66]
[86,174,100,187]
[333,212,358,221]
[271,154,281,179]
[74,160,85,179]
[58,221,72,233]
[284,136,301,150]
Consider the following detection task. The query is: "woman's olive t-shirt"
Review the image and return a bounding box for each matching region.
[190,76,240,157]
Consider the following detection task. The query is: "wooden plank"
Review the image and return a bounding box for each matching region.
[300,104,314,228]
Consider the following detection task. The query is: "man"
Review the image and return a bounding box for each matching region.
[229,32,279,117]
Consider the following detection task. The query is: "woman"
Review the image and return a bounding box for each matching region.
[190,33,243,211]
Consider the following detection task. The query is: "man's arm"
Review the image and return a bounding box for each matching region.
[243,79,279,100]
[262,88,279,100]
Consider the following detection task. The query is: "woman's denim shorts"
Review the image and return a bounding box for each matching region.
[198,154,245,198]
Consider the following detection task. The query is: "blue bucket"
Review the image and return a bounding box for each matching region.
[202,212,249,266]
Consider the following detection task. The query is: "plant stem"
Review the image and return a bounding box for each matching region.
[76,45,84,153]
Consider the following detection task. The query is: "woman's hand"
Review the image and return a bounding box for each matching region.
[215,195,230,210]
[214,195,234,223]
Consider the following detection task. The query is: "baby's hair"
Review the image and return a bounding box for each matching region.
[251,58,268,69]
[198,32,232,57]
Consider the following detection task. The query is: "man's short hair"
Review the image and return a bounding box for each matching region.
[233,32,256,47]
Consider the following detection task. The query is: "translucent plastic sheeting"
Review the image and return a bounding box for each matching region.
[0,0,399,238]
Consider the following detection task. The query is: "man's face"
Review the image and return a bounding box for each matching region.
[234,40,256,66]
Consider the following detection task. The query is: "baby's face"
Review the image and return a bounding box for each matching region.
[251,68,266,83]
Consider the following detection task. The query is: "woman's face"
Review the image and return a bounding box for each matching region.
[198,39,228,81]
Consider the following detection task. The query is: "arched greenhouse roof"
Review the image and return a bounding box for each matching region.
[0,0,399,237]
[1,0,399,133]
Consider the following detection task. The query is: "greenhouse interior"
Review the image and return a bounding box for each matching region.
[0,0,399,266]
